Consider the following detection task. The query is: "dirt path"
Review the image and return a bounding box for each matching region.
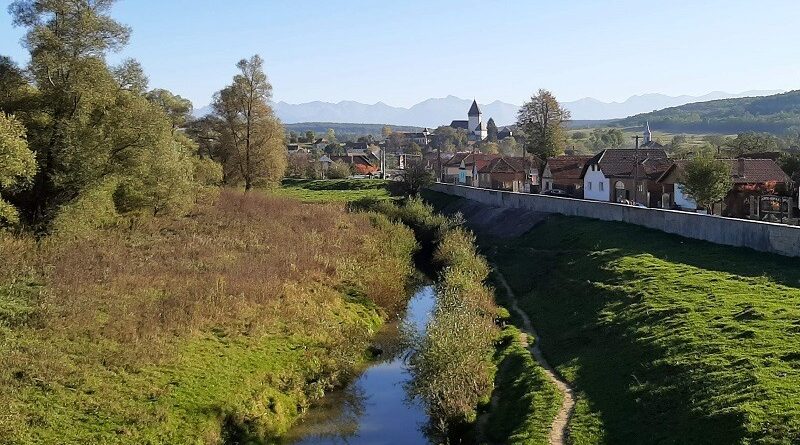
[493,267,576,445]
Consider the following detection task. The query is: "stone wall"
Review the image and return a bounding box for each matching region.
[430,183,800,257]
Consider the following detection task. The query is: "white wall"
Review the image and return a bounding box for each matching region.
[674,183,698,210]
[430,183,800,258]
[583,167,610,201]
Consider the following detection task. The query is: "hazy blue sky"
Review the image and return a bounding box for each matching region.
[2,0,799,108]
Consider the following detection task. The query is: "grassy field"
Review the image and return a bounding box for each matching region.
[269,178,391,202]
[479,326,563,445]
[486,216,800,444]
[0,190,416,444]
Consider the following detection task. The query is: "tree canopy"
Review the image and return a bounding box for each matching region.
[517,89,570,159]
[680,156,733,214]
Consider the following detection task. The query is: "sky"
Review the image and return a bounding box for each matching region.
[1,0,800,109]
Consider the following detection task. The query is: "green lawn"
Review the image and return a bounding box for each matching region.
[479,326,563,445]
[268,178,391,203]
[485,216,800,444]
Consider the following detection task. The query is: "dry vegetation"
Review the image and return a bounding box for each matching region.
[0,189,416,444]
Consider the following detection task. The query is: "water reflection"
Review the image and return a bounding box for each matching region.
[281,285,436,445]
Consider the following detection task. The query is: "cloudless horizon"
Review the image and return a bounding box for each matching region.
[2,0,800,109]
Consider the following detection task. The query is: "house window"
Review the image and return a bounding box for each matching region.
[638,184,644,192]
[599,182,604,191]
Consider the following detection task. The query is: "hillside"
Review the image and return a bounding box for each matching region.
[284,122,422,139]
[488,215,800,444]
[614,90,800,134]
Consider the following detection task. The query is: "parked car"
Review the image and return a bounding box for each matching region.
[542,189,569,197]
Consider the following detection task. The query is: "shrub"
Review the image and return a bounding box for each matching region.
[327,160,351,179]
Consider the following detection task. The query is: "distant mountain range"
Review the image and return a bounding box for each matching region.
[192,90,785,128]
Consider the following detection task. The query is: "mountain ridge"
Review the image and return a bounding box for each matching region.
[192,90,784,127]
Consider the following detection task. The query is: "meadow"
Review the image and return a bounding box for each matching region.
[0,189,416,444]
[487,215,800,444]
[268,179,391,203]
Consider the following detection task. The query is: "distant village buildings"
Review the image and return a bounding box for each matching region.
[449,100,489,141]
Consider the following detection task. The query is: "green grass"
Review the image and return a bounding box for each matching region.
[479,326,563,445]
[485,216,800,444]
[268,178,391,203]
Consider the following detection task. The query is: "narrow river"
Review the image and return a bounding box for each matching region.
[281,285,436,445]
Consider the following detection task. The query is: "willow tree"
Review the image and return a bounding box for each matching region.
[8,0,207,226]
[516,89,571,159]
[0,113,36,226]
[213,55,286,190]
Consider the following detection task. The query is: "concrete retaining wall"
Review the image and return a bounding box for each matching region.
[430,183,800,257]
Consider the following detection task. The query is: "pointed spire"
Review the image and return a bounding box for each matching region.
[468,99,481,116]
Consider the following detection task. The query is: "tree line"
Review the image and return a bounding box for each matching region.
[0,0,286,233]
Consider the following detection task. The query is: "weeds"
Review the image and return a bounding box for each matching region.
[0,189,416,444]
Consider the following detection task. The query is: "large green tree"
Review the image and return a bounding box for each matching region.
[680,156,732,214]
[7,0,208,226]
[212,55,286,190]
[0,113,37,225]
[146,88,193,132]
[516,89,570,159]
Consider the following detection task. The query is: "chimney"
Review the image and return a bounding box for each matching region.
[738,158,745,179]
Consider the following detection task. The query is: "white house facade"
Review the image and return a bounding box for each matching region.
[674,183,698,210]
[583,164,611,201]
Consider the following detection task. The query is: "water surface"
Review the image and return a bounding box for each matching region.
[282,285,436,444]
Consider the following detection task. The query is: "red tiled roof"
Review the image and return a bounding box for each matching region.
[584,148,669,179]
[443,152,499,170]
[545,155,593,181]
[660,158,791,184]
[477,156,541,174]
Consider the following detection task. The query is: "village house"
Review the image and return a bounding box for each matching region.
[442,152,498,185]
[541,155,593,197]
[657,158,794,218]
[581,146,671,206]
[477,156,542,192]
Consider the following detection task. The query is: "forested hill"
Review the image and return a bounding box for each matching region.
[284,122,421,139]
[613,90,800,134]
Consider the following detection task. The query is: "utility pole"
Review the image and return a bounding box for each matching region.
[471,143,477,187]
[632,135,641,204]
[437,145,442,183]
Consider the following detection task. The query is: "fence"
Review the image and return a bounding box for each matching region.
[430,183,800,257]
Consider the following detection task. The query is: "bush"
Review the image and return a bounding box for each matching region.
[327,160,351,179]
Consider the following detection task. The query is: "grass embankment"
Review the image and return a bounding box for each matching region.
[481,326,563,445]
[0,190,416,444]
[489,215,800,444]
[269,178,390,203]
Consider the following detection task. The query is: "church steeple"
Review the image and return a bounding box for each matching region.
[643,121,652,144]
[468,99,481,117]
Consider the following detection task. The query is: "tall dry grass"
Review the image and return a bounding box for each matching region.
[0,189,416,442]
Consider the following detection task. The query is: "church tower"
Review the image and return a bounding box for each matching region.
[468,99,482,137]
[643,121,652,144]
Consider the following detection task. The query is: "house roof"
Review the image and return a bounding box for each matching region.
[641,140,664,149]
[444,152,498,170]
[474,121,487,132]
[582,148,669,179]
[468,100,481,116]
[477,156,541,174]
[658,158,792,185]
[544,155,593,181]
[450,120,469,130]
[330,154,376,167]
